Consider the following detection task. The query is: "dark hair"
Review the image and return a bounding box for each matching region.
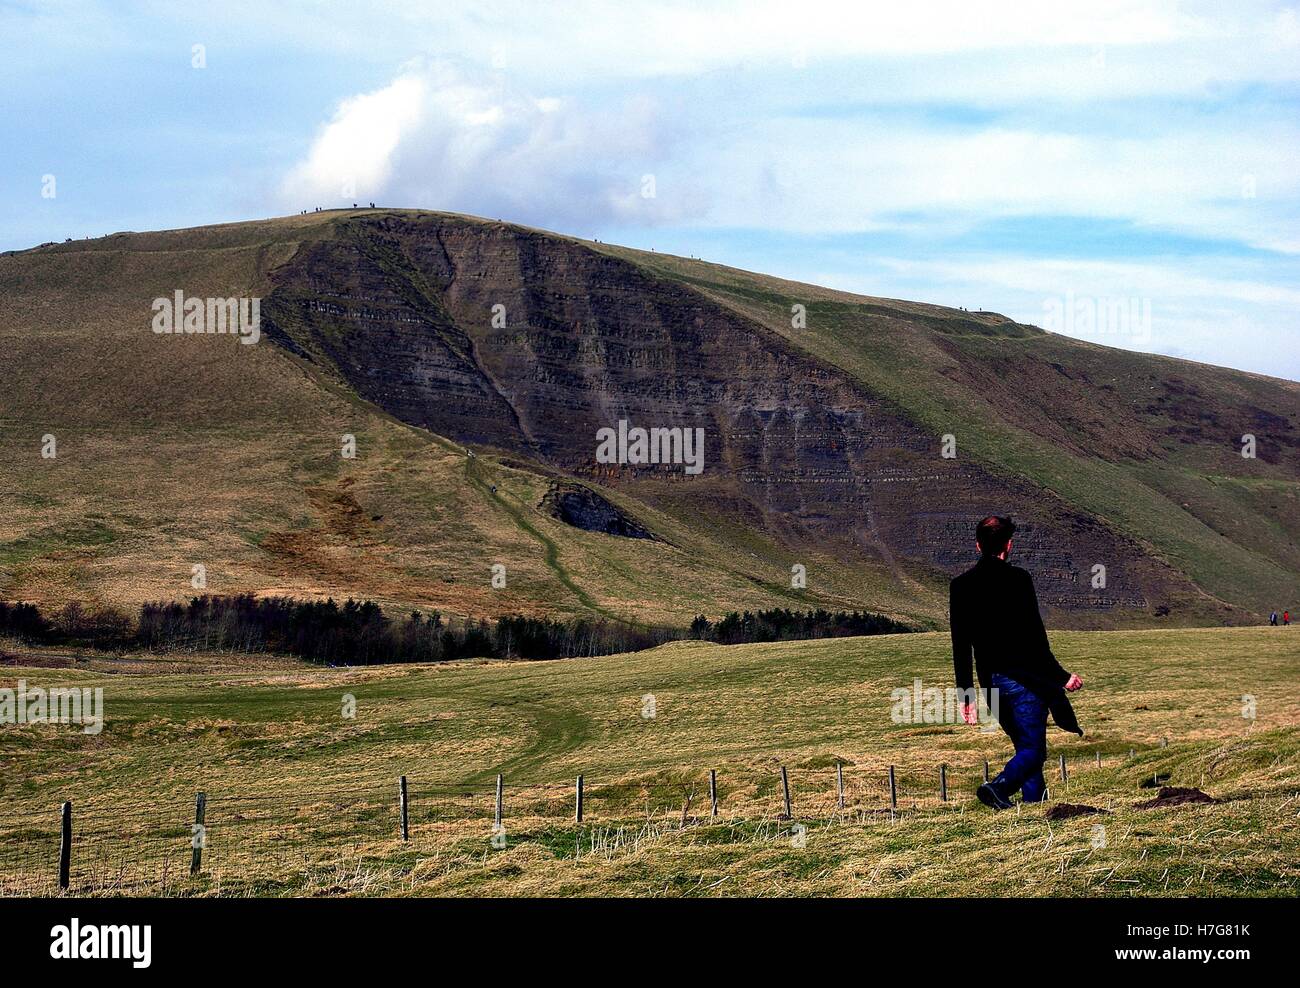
[976,515,1016,556]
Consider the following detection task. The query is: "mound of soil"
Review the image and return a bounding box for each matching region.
[1044,803,1110,821]
[1135,786,1218,809]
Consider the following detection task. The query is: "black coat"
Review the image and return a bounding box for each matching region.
[950,555,1082,735]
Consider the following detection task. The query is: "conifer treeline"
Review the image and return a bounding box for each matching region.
[1,596,914,665]
[689,607,913,644]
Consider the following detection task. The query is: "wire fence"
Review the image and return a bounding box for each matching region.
[0,751,1128,897]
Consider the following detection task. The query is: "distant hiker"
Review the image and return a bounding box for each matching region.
[1285,611,1291,626]
[1271,611,1279,626]
[950,515,1084,810]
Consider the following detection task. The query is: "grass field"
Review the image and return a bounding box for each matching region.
[2,626,1297,897]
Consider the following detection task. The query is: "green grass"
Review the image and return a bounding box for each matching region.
[1,626,1296,896]
[0,521,119,570]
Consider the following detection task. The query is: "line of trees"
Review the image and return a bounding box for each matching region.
[1,597,915,665]
[0,601,133,650]
[0,596,681,664]
[689,607,913,645]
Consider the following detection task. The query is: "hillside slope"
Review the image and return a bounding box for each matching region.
[1,209,1296,627]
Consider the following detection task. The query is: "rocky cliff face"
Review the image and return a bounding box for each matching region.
[262,214,1200,618]
[540,483,658,540]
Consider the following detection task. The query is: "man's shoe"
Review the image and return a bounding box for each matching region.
[977,782,1013,810]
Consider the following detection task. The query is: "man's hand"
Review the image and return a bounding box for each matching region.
[961,701,979,725]
[1064,673,1083,692]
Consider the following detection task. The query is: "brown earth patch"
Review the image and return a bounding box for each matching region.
[1135,786,1219,809]
[1044,803,1110,820]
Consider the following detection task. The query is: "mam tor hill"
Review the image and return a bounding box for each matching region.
[1,209,1296,630]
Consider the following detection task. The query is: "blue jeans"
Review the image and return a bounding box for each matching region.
[990,673,1048,803]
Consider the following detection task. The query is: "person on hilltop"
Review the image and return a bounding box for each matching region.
[1271,611,1279,626]
[950,516,1084,810]
[1285,610,1291,626]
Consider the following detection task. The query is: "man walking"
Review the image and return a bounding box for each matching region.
[950,516,1084,809]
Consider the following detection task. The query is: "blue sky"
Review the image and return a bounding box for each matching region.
[4,0,1299,379]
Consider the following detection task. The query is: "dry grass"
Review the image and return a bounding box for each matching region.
[0,213,933,627]
[0,626,1296,896]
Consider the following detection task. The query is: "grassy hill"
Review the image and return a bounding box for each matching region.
[0,215,882,626]
[1,626,1296,896]
[1,209,1296,630]
[601,242,1300,620]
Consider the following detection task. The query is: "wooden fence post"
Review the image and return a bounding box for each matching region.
[575,775,584,822]
[1095,752,1101,768]
[1059,754,1068,783]
[190,792,206,875]
[888,766,897,811]
[983,760,990,782]
[58,801,71,891]
[399,776,409,841]
[780,765,792,819]
[836,762,845,810]
[709,770,718,817]
[940,764,948,802]
[494,774,504,828]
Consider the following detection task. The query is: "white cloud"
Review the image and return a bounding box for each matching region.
[208,0,1300,96]
[683,117,1300,252]
[279,60,696,228]
[282,75,424,203]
